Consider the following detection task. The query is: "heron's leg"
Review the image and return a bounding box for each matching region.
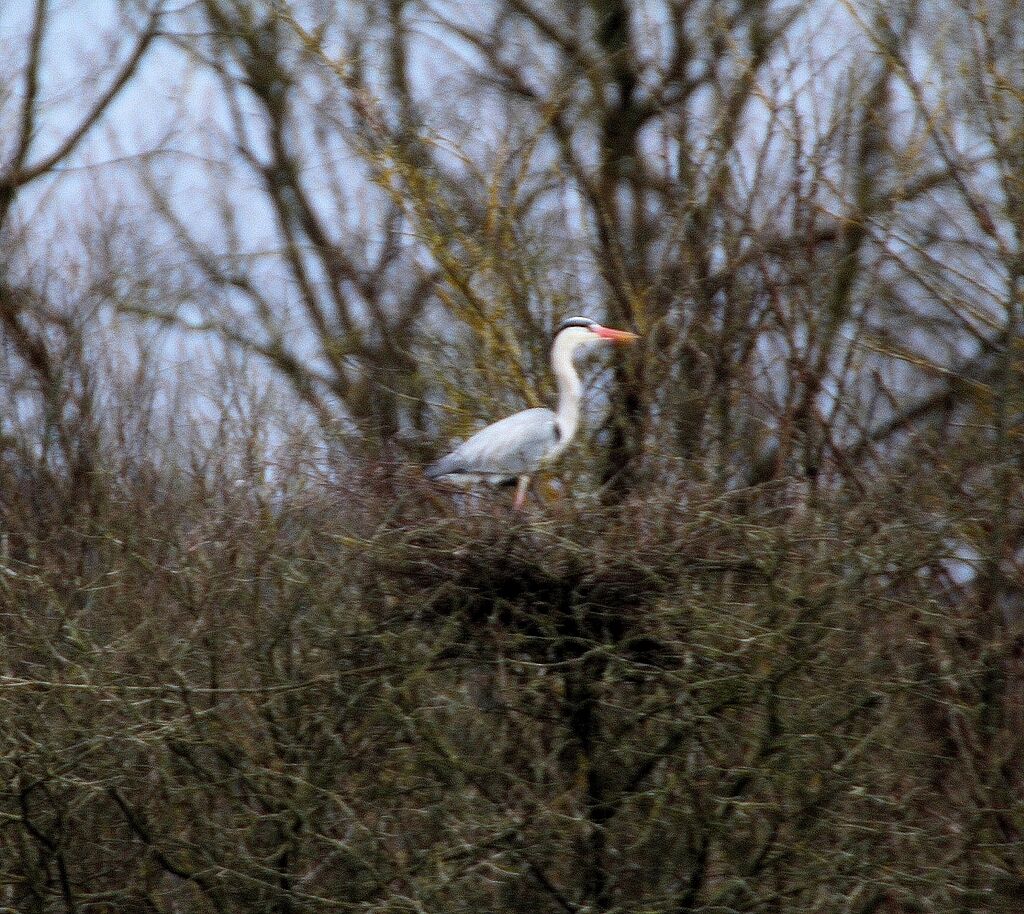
[513,476,530,510]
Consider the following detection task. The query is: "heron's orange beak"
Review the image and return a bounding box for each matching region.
[593,325,639,343]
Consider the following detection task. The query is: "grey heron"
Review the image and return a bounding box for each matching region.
[425,317,639,508]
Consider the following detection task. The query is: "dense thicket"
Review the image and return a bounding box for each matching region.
[1,0,1022,911]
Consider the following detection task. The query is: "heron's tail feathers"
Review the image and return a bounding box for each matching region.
[425,454,460,480]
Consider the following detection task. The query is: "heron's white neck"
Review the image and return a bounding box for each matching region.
[551,333,584,444]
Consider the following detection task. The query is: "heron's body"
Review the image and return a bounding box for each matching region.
[424,407,563,484]
[426,317,637,507]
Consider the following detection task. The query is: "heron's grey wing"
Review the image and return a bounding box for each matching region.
[426,408,559,479]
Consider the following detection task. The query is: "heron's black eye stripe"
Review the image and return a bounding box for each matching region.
[554,317,596,335]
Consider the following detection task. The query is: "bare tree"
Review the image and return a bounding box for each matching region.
[0,0,163,519]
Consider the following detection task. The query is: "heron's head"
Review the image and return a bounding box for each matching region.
[553,317,639,355]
